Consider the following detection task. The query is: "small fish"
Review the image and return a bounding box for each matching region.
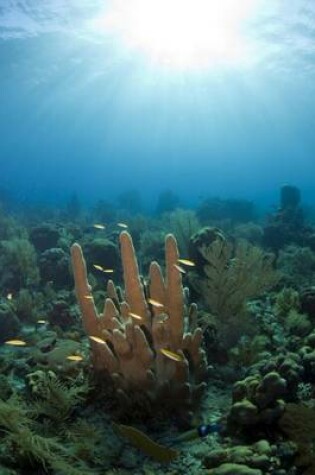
[37,319,48,324]
[89,335,106,345]
[177,259,196,267]
[5,339,27,346]
[84,295,94,300]
[128,312,143,320]
[160,348,184,362]
[117,222,128,228]
[173,264,186,274]
[155,314,169,324]
[148,298,164,308]
[93,224,106,230]
[67,355,84,362]
[6,293,13,300]
[93,264,114,274]
[93,264,105,272]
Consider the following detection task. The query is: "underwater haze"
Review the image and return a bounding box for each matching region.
[2,2,315,474]
[1,0,315,209]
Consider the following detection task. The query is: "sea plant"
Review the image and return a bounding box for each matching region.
[27,370,89,424]
[0,395,92,474]
[0,237,40,289]
[0,381,98,474]
[191,237,277,321]
[167,208,200,256]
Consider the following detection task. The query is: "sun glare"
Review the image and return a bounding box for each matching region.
[94,0,258,70]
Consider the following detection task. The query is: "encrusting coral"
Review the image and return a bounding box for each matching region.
[71,231,208,416]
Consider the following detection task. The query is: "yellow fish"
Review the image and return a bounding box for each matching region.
[67,355,84,362]
[173,264,186,274]
[177,259,195,267]
[89,336,106,345]
[117,222,128,228]
[6,293,13,300]
[93,265,114,274]
[84,295,94,300]
[160,348,184,362]
[147,298,164,308]
[5,339,27,346]
[93,224,106,230]
[128,312,143,320]
[37,319,48,324]
[93,264,105,272]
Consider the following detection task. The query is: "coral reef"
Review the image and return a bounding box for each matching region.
[0,187,314,474]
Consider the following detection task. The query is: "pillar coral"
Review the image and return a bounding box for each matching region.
[71,231,208,411]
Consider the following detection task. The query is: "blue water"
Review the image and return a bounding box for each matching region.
[1,0,315,212]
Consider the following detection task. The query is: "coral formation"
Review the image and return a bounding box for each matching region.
[228,371,286,432]
[279,403,315,474]
[71,231,208,417]
[205,439,277,474]
[29,223,61,252]
[39,247,72,288]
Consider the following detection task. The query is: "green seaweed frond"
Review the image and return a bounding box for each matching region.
[0,396,95,475]
[10,428,95,475]
[7,428,60,467]
[64,419,105,465]
[29,371,89,423]
[49,457,98,475]
[0,395,29,433]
